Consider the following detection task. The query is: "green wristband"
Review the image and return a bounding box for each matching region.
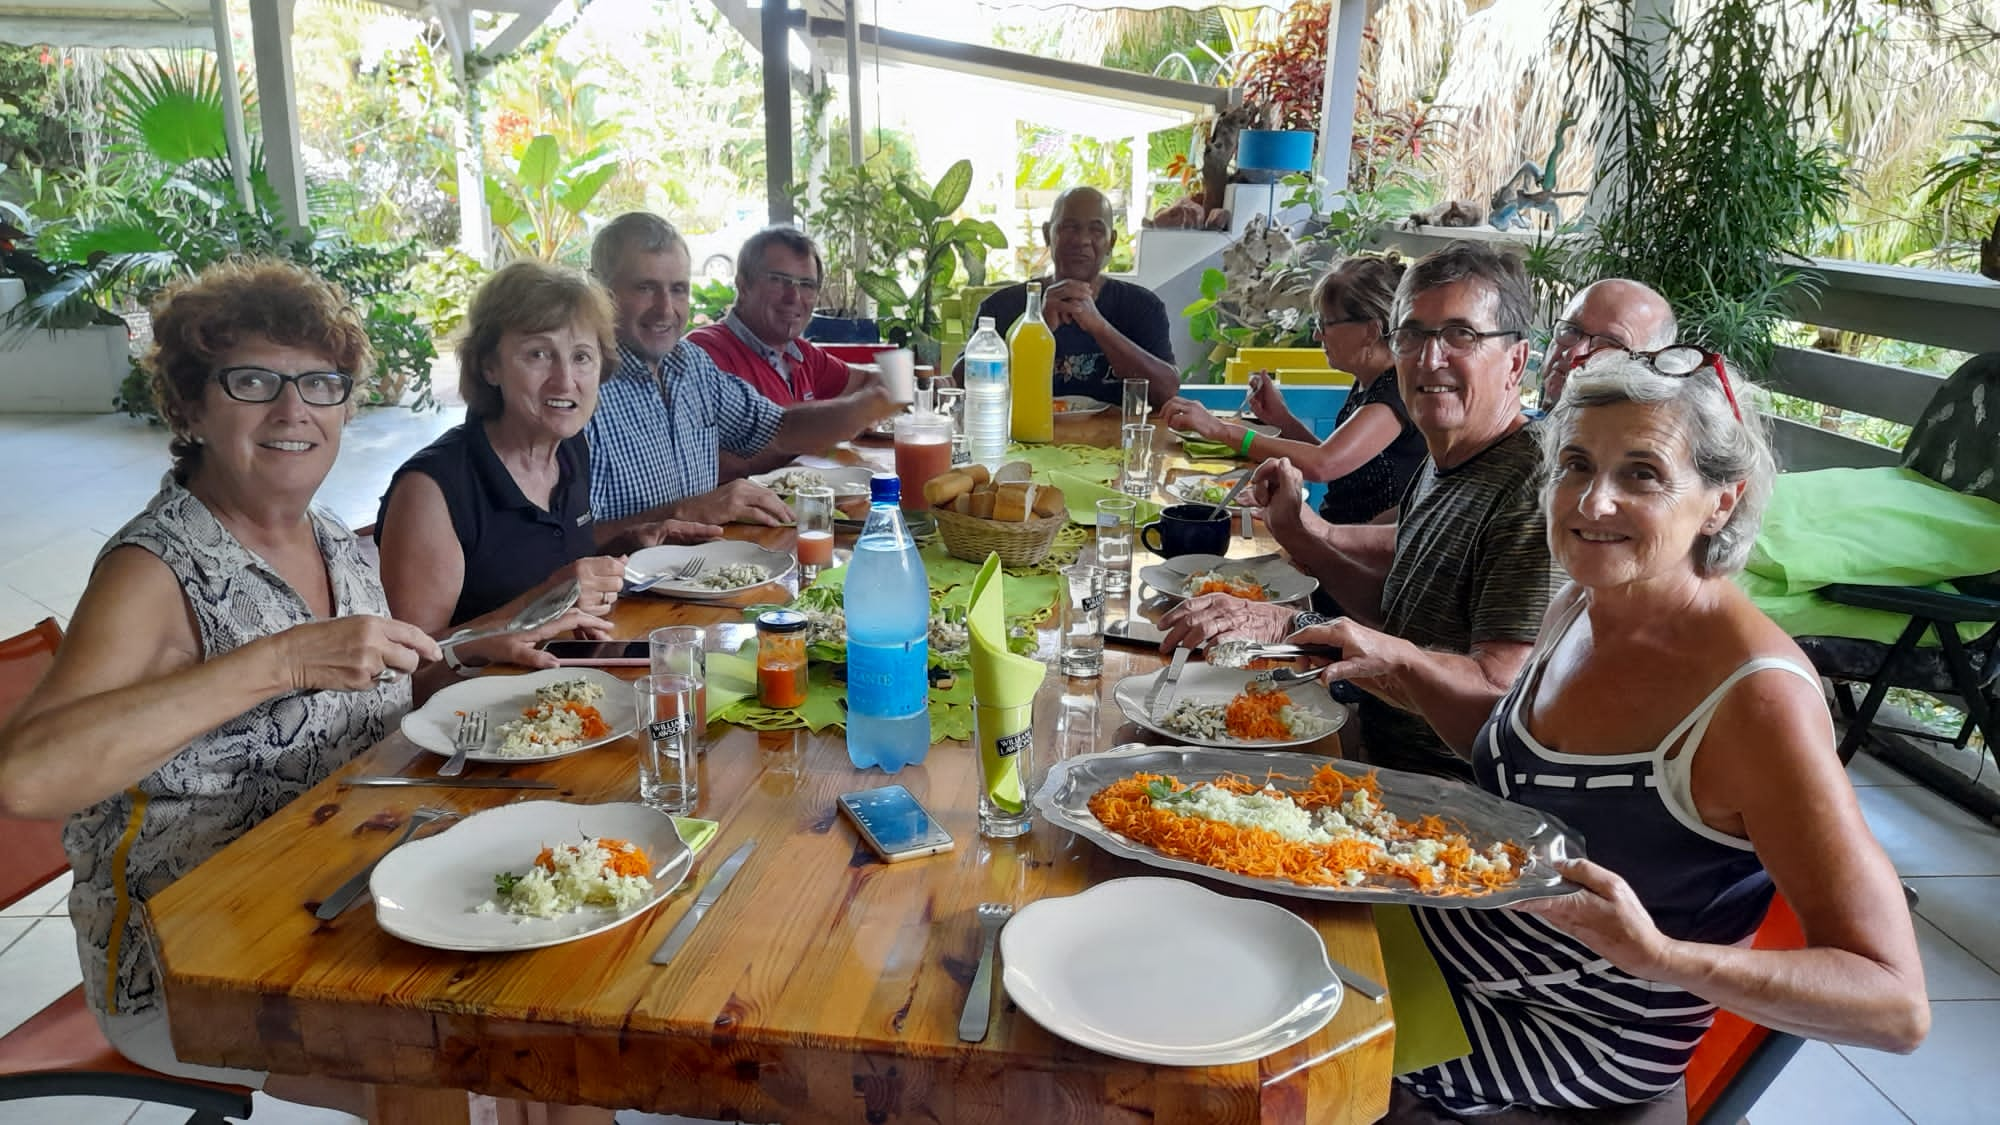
[1239,426,1258,458]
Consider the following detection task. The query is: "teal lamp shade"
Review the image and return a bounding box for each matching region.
[1237,129,1315,173]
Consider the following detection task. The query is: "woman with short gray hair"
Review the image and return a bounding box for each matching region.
[1389,349,1926,1122]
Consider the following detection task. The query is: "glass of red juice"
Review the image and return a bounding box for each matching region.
[795,485,835,579]
[894,412,953,511]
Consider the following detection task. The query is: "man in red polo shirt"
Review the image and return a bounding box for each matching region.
[687,226,874,407]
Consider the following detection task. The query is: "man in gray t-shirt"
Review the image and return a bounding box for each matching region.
[1162,241,1563,778]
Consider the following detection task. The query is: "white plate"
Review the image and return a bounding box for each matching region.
[1053,395,1111,416]
[748,464,876,498]
[1000,877,1342,1066]
[401,667,634,764]
[370,801,693,953]
[1113,664,1347,749]
[628,541,796,600]
[1137,553,1320,606]
[1165,473,1254,510]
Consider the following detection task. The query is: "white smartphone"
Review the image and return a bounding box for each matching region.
[837,785,955,863]
[536,639,649,667]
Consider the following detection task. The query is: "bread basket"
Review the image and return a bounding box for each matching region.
[933,506,1067,567]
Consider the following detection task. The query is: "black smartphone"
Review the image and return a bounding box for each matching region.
[837,785,955,862]
[537,639,649,666]
[1103,617,1167,649]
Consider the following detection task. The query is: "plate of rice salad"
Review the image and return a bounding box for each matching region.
[371,801,695,952]
[401,667,634,765]
[1113,664,1346,749]
[627,541,795,601]
[1035,745,1580,908]
[1138,553,1318,606]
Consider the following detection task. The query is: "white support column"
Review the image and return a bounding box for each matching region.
[1316,0,1368,204]
[1128,130,1148,233]
[437,4,492,265]
[246,0,306,232]
[208,0,253,211]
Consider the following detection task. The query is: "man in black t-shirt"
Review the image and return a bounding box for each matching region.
[958,187,1177,406]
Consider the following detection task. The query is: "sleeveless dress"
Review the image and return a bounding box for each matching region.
[63,479,408,1019]
[1399,596,1821,1115]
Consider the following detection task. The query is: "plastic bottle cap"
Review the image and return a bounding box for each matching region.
[870,473,900,504]
[978,316,995,330]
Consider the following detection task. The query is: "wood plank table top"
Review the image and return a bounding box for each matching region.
[145,413,1396,1124]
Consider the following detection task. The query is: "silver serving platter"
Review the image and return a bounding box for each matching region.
[1034,744,1583,909]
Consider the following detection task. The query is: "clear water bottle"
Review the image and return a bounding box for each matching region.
[962,315,1011,469]
[843,474,932,772]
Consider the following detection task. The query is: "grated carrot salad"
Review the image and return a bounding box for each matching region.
[1193,576,1267,600]
[535,837,650,878]
[1087,766,1528,896]
[1224,686,1293,740]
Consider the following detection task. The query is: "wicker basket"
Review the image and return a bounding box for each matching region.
[932,507,1068,568]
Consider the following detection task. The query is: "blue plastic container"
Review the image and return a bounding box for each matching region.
[842,474,932,772]
[1236,129,1316,173]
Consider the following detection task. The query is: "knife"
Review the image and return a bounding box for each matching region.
[651,839,756,965]
[341,776,558,789]
[1150,647,1190,720]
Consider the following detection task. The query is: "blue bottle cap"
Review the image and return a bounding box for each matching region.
[870,473,900,504]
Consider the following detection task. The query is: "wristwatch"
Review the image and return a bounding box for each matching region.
[1288,611,1334,635]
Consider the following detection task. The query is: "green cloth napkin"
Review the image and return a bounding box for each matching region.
[1180,437,1241,459]
[1373,905,1471,1075]
[672,816,719,855]
[1044,469,1163,527]
[968,555,1047,812]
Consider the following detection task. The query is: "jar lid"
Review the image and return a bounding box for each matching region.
[755,609,810,634]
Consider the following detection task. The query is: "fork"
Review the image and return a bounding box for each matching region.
[438,710,486,778]
[957,902,1015,1042]
[675,555,707,582]
[313,806,457,920]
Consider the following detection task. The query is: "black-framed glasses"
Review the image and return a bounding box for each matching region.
[1388,324,1523,357]
[1552,319,1627,353]
[214,366,354,407]
[763,270,822,296]
[1593,344,1744,422]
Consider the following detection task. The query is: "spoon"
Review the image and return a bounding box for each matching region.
[437,579,581,656]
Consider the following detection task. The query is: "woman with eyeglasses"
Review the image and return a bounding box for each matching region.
[0,261,610,1120]
[1157,253,1427,524]
[1382,350,1926,1122]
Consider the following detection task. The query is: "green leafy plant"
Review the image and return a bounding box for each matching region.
[1179,217,1315,382]
[483,133,620,263]
[689,278,734,328]
[791,159,916,317]
[853,159,1007,361]
[1232,0,1331,132]
[1918,119,2000,274]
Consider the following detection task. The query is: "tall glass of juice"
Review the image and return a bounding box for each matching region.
[894,411,953,511]
[795,485,835,580]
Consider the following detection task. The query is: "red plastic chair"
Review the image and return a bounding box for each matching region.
[0,617,256,1123]
[1683,894,1808,1124]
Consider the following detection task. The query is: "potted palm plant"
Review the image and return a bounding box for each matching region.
[853,159,1007,367]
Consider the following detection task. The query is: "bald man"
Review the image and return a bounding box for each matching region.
[1539,278,1678,407]
[959,187,1178,405]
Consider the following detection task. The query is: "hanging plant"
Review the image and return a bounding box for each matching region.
[1233,0,1332,133]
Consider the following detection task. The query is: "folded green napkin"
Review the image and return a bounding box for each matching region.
[1180,437,1241,459]
[968,555,1046,811]
[672,816,719,855]
[1373,905,1471,1075]
[1044,469,1163,527]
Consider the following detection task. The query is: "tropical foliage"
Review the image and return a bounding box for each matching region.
[854,159,1009,359]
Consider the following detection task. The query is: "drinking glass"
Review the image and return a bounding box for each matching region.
[1094,498,1135,594]
[877,347,916,405]
[794,485,835,581]
[1059,564,1105,677]
[1122,377,1151,430]
[633,674,699,814]
[894,410,953,511]
[648,626,707,749]
[934,387,970,468]
[976,701,1035,839]
[1121,423,1156,498]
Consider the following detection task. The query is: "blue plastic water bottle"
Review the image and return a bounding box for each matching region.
[843,474,932,771]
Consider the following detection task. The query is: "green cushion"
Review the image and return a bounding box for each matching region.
[1747,468,2000,594]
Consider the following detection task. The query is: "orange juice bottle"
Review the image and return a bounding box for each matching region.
[1008,281,1056,443]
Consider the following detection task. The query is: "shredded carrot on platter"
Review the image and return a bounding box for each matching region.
[1224,687,1293,740]
[535,838,650,878]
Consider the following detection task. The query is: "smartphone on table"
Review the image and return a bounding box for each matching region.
[536,639,649,667]
[1103,617,1167,649]
[837,785,955,862]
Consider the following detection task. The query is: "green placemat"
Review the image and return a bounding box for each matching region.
[1003,441,1125,478]
[706,644,977,737]
[1374,904,1471,1075]
[673,816,719,855]
[1044,470,1163,527]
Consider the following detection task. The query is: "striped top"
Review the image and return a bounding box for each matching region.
[584,341,784,521]
[64,479,407,1018]
[1401,596,1815,1114]
[1365,422,1563,778]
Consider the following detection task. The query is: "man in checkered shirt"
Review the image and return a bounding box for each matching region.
[585,213,898,532]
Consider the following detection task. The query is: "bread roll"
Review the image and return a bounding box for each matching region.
[951,492,975,515]
[968,489,998,520]
[992,481,1038,522]
[923,469,977,508]
[994,460,1033,485]
[1031,485,1066,518]
[963,464,992,488]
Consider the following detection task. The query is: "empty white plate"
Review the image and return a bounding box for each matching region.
[1000,877,1342,1065]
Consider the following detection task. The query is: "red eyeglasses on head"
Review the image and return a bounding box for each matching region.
[1580,343,1743,422]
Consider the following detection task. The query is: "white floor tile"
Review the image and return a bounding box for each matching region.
[1856,783,2000,878]
[1911,915,2000,1001]
[1,870,72,918]
[1907,876,2000,973]
[1838,1000,2000,1125]
[0,915,85,1039]
[0,917,34,957]
[0,1096,140,1125]
[0,582,60,639]
[0,527,111,616]
[1850,750,1922,787]
[1748,1037,1911,1125]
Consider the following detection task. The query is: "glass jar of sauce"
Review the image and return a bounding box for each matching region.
[755,610,810,710]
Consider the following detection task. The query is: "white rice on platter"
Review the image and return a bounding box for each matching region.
[492,679,607,757]
[477,838,653,919]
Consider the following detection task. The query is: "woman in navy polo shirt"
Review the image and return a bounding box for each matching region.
[376,261,633,670]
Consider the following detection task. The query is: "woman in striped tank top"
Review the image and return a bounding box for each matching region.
[1378,351,1928,1122]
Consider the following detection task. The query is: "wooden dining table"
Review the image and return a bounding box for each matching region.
[145,412,1397,1124]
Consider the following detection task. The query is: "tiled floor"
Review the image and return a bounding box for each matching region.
[1,411,1996,1123]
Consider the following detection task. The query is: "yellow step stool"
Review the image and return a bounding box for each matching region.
[1223,347,1353,387]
